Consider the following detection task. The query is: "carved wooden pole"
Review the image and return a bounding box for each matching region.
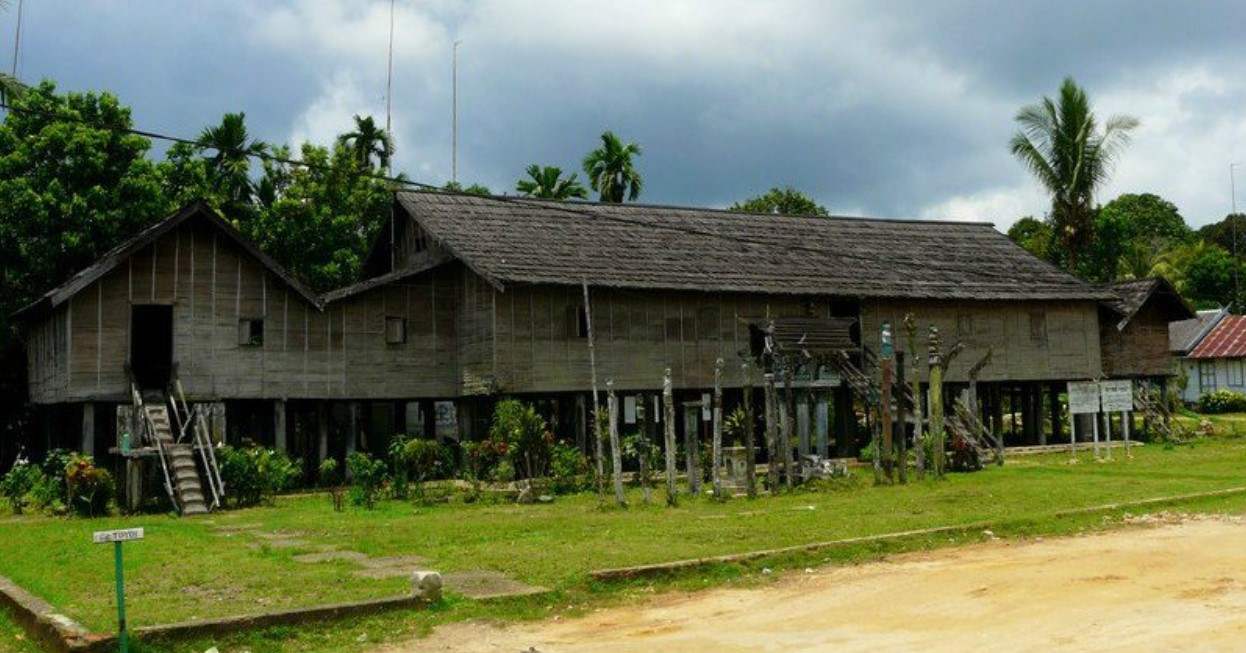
[742,362,757,499]
[903,314,925,479]
[763,372,779,491]
[927,326,946,478]
[782,363,796,488]
[712,358,724,500]
[582,279,605,502]
[663,369,678,506]
[607,380,626,507]
[879,322,895,484]
[638,392,652,504]
[895,350,908,484]
[686,394,702,496]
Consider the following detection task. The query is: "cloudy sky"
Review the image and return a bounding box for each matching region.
[13,1,1246,228]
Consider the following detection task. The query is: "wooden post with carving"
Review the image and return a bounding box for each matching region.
[903,314,925,479]
[879,322,895,484]
[712,358,725,499]
[928,327,946,478]
[663,369,678,506]
[895,350,908,484]
[763,372,780,492]
[638,392,652,504]
[782,364,797,488]
[742,362,757,498]
[607,380,626,507]
[582,279,605,502]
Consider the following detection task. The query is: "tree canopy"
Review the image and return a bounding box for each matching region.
[730,186,828,216]
[1010,77,1137,272]
[583,131,642,202]
[516,164,588,200]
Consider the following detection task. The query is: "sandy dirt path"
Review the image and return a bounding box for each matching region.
[392,517,1246,652]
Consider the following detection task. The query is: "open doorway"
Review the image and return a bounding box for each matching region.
[130,305,173,389]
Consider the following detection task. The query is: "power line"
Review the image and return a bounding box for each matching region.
[0,100,439,190]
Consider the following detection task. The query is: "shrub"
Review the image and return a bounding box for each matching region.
[463,439,506,483]
[65,454,113,517]
[548,442,590,494]
[489,399,553,479]
[1198,389,1246,414]
[723,407,750,446]
[346,451,387,509]
[0,458,42,515]
[318,458,344,512]
[218,446,300,508]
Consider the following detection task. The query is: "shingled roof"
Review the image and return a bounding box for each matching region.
[394,191,1110,301]
[1101,277,1196,330]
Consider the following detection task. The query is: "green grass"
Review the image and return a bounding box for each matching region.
[0,606,40,653]
[5,436,1246,652]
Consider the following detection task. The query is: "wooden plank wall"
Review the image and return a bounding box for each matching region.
[861,298,1103,382]
[25,305,68,403]
[1100,302,1174,378]
[491,284,809,393]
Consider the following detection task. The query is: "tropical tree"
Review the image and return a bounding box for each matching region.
[582,131,642,202]
[196,112,267,218]
[1009,77,1138,272]
[442,181,492,196]
[515,164,588,200]
[1197,213,1246,254]
[731,186,828,216]
[337,115,392,170]
[1006,216,1053,261]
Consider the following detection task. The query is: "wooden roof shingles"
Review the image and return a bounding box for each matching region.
[395,191,1111,302]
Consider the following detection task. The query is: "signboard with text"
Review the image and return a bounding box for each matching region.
[1099,379,1135,413]
[93,528,144,544]
[1067,381,1100,414]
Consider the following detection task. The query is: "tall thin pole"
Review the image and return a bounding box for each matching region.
[10,0,23,79]
[452,40,461,184]
[1232,163,1239,312]
[582,279,603,501]
[385,0,395,141]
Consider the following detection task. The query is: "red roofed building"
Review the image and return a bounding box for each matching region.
[1182,313,1246,401]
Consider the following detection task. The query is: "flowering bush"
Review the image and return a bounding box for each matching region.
[1198,389,1246,414]
[488,399,554,479]
[65,454,113,517]
[218,445,300,508]
[0,457,42,515]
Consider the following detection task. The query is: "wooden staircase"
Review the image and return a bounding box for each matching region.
[132,383,223,516]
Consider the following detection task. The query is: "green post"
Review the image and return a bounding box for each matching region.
[114,541,128,653]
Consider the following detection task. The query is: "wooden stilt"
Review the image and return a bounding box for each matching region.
[711,358,724,500]
[764,373,779,492]
[663,369,678,506]
[607,380,626,507]
[742,363,757,499]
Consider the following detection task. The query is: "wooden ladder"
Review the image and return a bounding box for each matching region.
[132,385,210,515]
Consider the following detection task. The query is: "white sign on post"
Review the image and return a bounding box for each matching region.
[1067,381,1101,414]
[1099,379,1134,413]
[93,528,144,544]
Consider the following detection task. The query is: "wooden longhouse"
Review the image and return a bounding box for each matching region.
[13,193,1196,508]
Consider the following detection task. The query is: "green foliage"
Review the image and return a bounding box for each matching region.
[346,451,387,509]
[1196,213,1246,252]
[64,454,113,517]
[0,458,41,514]
[730,186,828,216]
[582,131,642,202]
[1010,77,1137,272]
[515,164,588,199]
[317,458,344,512]
[488,399,554,479]
[1185,244,1239,308]
[389,435,446,500]
[1006,216,1052,261]
[1197,389,1246,414]
[548,442,590,494]
[442,181,492,196]
[337,115,393,170]
[218,445,299,508]
[723,406,751,446]
[196,111,267,220]
[462,439,507,484]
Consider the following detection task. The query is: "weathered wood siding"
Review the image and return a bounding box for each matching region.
[492,284,810,393]
[25,305,69,403]
[1100,303,1174,378]
[328,263,462,398]
[861,299,1103,382]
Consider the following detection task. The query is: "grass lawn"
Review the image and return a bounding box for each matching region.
[0,607,39,653]
[3,436,1246,652]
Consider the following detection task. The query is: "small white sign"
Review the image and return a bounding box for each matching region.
[93,528,144,544]
[701,393,712,421]
[1067,381,1101,415]
[623,396,637,424]
[1100,379,1135,413]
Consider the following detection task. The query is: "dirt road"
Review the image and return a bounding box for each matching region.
[396,516,1246,652]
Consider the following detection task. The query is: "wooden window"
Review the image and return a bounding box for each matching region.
[385,316,407,344]
[1028,310,1046,343]
[957,313,974,336]
[1199,360,1217,393]
[566,305,589,339]
[238,318,264,347]
[1231,360,1244,387]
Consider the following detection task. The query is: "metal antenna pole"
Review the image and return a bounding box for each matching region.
[11,0,23,78]
[452,40,461,184]
[385,0,395,144]
[1233,163,1240,312]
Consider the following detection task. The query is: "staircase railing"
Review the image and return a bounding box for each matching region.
[131,382,179,511]
[172,378,225,509]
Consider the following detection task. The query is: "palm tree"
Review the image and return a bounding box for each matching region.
[515,164,588,200]
[338,115,393,170]
[196,112,267,208]
[1010,77,1137,272]
[582,131,642,202]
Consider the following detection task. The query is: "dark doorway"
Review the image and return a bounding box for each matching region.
[130,305,173,389]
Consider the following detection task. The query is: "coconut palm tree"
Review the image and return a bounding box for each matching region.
[338,115,393,170]
[515,164,588,200]
[1010,77,1137,272]
[582,131,642,202]
[196,112,267,208]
